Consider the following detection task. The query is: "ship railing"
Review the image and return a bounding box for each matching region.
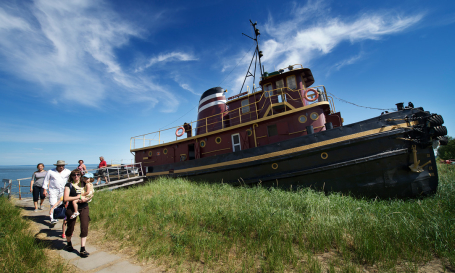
[2,163,144,200]
[130,85,334,149]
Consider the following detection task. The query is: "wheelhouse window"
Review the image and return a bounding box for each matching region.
[276,80,284,91]
[286,75,297,90]
[264,84,272,98]
[241,99,250,113]
[267,124,278,137]
[231,133,241,152]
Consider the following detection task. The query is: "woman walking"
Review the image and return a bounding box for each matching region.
[63,169,91,257]
[30,163,47,212]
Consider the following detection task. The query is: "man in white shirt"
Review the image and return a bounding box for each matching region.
[43,160,71,225]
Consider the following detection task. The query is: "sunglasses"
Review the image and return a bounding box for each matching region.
[72,173,81,176]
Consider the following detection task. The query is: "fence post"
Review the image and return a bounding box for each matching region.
[8,180,11,199]
[18,180,21,200]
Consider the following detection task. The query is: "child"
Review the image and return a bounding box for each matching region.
[49,196,68,238]
[70,173,94,219]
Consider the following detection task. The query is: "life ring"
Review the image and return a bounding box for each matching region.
[304,88,319,102]
[175,127,185,137]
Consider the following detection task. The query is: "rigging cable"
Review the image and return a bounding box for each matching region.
[326,91,396,111]
[165,43,256,128]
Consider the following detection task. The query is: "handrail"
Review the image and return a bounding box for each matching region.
[1,179,12,199]
[130,85,332,149]
[3,163,144,200]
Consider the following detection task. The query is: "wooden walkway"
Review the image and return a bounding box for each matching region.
[94,175,146,191]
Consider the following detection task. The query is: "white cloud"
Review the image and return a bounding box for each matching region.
[0,0,183,112]
[263,10,423,69]
[326,52,364,76]
[221,3,423,93]
[172,74,200,96]
[135,52,198,72]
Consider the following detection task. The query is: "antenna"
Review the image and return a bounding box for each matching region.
[239,20,264,94]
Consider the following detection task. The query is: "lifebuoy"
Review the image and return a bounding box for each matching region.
[175,126,185,137]
[304,88,319,102]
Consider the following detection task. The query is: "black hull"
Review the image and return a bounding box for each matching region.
[146,108,440,198]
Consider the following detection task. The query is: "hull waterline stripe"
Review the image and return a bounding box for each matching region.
[146,122,413,177]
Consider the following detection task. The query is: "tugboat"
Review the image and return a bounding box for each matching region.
[130,21,448,198]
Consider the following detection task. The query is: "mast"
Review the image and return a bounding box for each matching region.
[239,20,263,94]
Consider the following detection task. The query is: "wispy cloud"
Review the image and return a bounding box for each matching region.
[326,52,364,76]
[222,2,423,92]
[136,52,198,72]
[263,6,424,69]
[0,0,187,112]
[172,74,200,96]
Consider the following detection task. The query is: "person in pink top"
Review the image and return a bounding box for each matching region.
[77,160,86,175]
[95,156,109,185]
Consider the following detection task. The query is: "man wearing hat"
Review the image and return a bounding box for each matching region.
[43,160,71,225]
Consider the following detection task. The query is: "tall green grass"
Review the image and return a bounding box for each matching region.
[90,164,455,272]
[0,197,67,273]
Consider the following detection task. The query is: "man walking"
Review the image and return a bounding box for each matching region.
[95,156,109,185]
[43,160,71,225]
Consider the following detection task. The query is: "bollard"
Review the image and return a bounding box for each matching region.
[306,125,314,134]
[325,122,333,130]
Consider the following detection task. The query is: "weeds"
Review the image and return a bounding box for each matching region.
[0,196,67,273]
[90,164,455,272]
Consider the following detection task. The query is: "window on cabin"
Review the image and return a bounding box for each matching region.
[267,124,278,137]
[241,99,250,113]
[276,80,284,90]
[276,80,285,102]
[264,84,272,98]
[286,75,297,90]
[231,133,241,152]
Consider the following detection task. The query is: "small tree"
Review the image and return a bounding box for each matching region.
[437,136,455,160]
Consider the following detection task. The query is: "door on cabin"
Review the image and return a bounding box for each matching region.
[231,133,241,152]
[188,144,195,160]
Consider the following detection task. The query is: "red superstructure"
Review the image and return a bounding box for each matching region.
[130,63,342,170]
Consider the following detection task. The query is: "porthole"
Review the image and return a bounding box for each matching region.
[200,140,206,147]
[272,163,279,169]
[298,115,307,123]
[321,152,328,159]
[246,129,252,136]
[310,112,319,121]
[148,151,152,157]
[215,137,222,144]
[163,148,168,155]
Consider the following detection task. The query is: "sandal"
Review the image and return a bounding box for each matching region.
[70,212,80,219]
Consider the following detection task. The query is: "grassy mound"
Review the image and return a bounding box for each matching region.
[90,164,455,272]
[0,197,66,273]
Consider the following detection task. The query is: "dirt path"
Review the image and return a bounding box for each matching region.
[14,197,164,273]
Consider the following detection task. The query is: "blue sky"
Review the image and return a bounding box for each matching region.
[0,0,454,165]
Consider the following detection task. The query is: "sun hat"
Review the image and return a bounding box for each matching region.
[83,173,94,178]
[53,160,68,166]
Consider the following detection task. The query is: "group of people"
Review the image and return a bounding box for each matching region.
[29,156,109,258]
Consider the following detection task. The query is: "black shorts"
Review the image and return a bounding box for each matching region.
[97,169,106,177]
[32,186,45,202]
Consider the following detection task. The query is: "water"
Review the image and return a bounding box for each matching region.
[0,164,99,198]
